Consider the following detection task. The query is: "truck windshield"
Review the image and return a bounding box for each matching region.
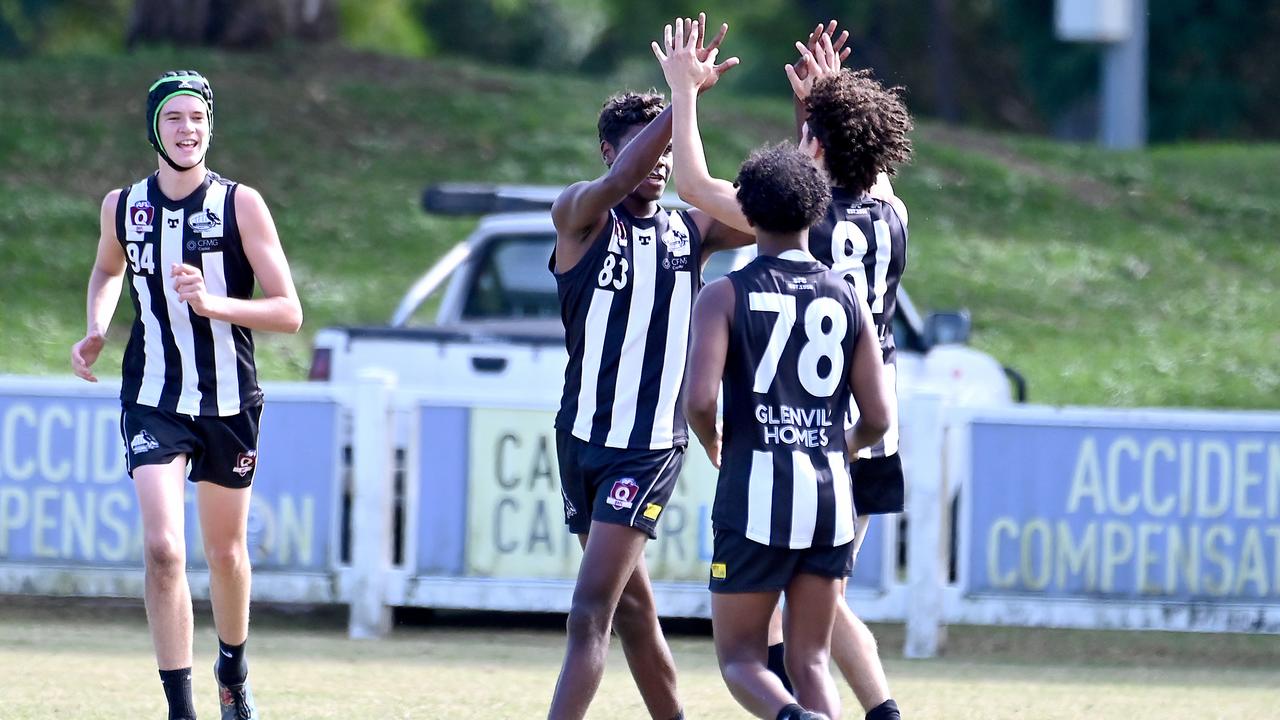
[462,234,561,320]
[457,233,928,354]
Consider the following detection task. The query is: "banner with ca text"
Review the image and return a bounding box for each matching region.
[462,407,886,588]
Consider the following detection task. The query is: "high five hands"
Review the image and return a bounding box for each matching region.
[652,13,739,95]
[786,20,852,101]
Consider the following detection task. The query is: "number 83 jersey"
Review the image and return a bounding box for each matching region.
[715,254,864,549]
[553,204,703,451]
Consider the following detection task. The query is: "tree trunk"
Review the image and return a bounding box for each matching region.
[127,0,337,49]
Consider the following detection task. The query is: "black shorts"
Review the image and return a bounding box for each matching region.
[120,402,263,488]
[555,430,684,539]
[708,527,854,594]
[852,452,904,515]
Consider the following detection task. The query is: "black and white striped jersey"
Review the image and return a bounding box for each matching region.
[810,188,907,459]
[553,204,703,450]
[115,172,261,416]
[713,253,863,549]
[809,188,907,365]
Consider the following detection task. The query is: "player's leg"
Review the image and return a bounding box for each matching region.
[548,520,651,720]
[124,403,198,720]
[192,408,262,719]
[710,529,823,719]
[838,451,905,719]
[198,482,251,644]
[832,588,895,714]
[781,571,843,720]
[711,589,795,718]
[612,549,682,719]
[765,604,793,693]
[134,456,195,667]
[831,518,894,715]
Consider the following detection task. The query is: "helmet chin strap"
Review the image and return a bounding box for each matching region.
[158,143,208,172]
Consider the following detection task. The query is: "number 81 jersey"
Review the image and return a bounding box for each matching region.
[715,254,864,549]
[552,204,703,451]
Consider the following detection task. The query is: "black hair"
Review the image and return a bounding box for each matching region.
[806,68,913,194]
[735,142,832,233]
[597,90,665,148]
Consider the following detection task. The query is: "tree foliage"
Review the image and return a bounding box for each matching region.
[126,0,338,48]
[2,0,1277,140]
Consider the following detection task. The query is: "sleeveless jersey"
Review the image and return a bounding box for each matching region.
[809,187,907,364]
[115,171,261,416]
[714,254,864,549]
[810,188,907,459]
[553,204,703,450]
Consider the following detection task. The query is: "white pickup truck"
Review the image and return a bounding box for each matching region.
[308,184,1025,408]
[305,184,1021,603]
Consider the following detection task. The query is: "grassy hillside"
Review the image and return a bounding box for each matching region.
[1,46,1276,408]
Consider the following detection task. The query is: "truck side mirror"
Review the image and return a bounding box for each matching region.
[924,310,971,346]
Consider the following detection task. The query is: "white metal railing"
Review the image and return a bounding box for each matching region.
[2,375,1278,657]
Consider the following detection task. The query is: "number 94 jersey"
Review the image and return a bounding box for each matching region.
[715,254,864,550]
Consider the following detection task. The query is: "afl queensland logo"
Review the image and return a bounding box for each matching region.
[130,201,155,232]
[605,477,640,511]
[188,209,221,234]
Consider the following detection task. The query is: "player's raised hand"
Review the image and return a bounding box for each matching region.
[691,12,738,92]
[787,20,851,98]
[654,18,711,92]
[171,263,220,318]
[652,15,738,95]
[786,31,843,102]
[71,332,105,383]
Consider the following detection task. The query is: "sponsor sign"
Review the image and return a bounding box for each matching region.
[0,393,338,572]
[967,420,1280,602]
[461,407,886,587]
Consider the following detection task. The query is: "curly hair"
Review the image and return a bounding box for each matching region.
[597,90,666,149]
[735,142,833,234]
[805,69,913,194]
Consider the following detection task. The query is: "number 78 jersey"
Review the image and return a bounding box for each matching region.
[714,255,865,550]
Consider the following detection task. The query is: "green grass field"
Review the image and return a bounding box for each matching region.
[4,596,1279,719]
[0,46,1277,407]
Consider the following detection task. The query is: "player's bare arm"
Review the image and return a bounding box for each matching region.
[170,185,302,334]
[72,189,128,383]
[685,276,735,469]
[655,17,751,237]
[788,22,850,140]
[845,295,891,455]
[869,172,909,225]
[550,103,675,273]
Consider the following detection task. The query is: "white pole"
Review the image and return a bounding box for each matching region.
[348,369,397,638]
[903,391,947,659]
[1101,0,1148,149]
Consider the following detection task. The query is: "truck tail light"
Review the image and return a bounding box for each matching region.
[308,347,332,381]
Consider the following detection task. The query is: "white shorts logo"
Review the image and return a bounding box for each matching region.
[562,489,578,520]
[130,430,160,455]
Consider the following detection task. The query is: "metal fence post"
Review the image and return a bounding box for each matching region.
[904,391,947,659]
[348,369,396,638]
